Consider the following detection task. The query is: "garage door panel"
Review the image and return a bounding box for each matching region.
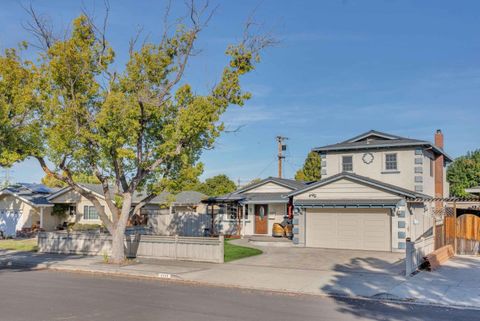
[306,209,391,251]
[307,213,336,248]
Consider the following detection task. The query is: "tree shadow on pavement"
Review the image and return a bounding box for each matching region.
[0,249,86,273]
[321,255,480,320]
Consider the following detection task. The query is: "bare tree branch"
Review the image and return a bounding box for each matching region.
[21,3,55,50]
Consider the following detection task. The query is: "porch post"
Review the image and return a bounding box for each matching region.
[39,207,44,229]
[242,204,246,238]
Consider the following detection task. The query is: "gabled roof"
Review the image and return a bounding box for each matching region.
[341,130,405,143]
[0,183,54,207]
[173,191,208,205]
[288,172,429,199]
[203,177,308,204]
[235,176,308,194]
[48,183,205,205]
[313,130,452,162]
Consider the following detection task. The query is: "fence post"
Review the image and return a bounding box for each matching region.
[219,234,224,263]
[405,237,413,276]
[453,201,457,255]
[174,234,178,260]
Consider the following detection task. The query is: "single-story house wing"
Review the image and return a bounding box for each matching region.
[0,184,56,237]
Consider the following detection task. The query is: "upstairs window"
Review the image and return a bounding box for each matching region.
[385,153,398,171]
[342,156,353,172]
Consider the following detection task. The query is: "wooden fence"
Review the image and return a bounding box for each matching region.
[434,206,480,255]
[38,232,224,263]
[456,214,480,255]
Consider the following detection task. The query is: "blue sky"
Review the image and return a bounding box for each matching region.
[1,0,479,185]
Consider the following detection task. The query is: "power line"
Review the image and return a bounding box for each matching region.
[255,157,277,179]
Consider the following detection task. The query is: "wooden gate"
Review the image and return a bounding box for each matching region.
[456,214,480,255]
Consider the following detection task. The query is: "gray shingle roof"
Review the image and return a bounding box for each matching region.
[235,176,308,194]
[173,191,207,205]
[56,184,206,205]
[313,130,452,161]
[203,192,289,204]
[1,183,54,206]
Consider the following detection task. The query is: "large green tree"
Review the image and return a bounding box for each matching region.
[0,45,41,166]
[0,4,271,263]
[41,173,101,188]
[198,174,237,196]
[447,150,480,197]
[295,151,322,181]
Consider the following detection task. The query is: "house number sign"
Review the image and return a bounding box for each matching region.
[362,152,374,164]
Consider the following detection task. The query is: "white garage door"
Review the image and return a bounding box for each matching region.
[306,208,391,251]
[0,210,21,237]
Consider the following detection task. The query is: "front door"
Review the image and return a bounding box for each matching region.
[254,204,268,234]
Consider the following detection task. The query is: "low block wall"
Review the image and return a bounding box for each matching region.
[38,232,224,263]
[405,236,434,276]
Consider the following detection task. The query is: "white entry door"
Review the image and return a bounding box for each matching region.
[0,210,22,237]
[306,208,391,251]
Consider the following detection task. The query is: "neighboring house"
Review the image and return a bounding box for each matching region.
[47,183,170,226]
[47,184,208,230]
[290,129,452,252]
[142,191,210,236]
[1,182,207,237]
[204,177,309,236]
[0,184,58,237]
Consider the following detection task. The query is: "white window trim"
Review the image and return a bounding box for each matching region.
[83,205,101,220]
[383,152,399,172]
[341,154,354,172]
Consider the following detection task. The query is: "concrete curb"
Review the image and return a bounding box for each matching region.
[36,263,480,312]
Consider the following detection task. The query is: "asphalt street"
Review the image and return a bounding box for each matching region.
[0,269,478,321]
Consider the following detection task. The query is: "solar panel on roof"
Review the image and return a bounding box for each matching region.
[20,183,52,194]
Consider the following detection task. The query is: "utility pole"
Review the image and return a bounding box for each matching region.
[276,136,288,178]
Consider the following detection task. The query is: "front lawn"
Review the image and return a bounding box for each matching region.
[224,239,262,262]
[0,238,38,252]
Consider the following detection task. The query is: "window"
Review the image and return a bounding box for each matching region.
[83,206,100,220]
[219,204,238,220]
[385,153,397,171]
[342,156,353,172]
[430,158,434,177]
[227,204,238,220]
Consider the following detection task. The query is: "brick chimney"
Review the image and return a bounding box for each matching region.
[434,129,444,200]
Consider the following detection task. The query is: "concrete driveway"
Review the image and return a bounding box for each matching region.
[229,239,405,275]
[180,239,407,298]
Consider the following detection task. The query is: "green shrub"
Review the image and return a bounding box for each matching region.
[71,223,102,231]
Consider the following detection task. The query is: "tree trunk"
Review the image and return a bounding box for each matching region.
[109,194,133,264]
[110,228,125,264]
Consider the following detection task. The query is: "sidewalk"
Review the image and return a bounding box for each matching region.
[1,249,479,309]
[389,256,480,308]
[0,248,406,297]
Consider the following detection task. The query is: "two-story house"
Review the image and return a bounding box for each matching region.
[289,130,452,252]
